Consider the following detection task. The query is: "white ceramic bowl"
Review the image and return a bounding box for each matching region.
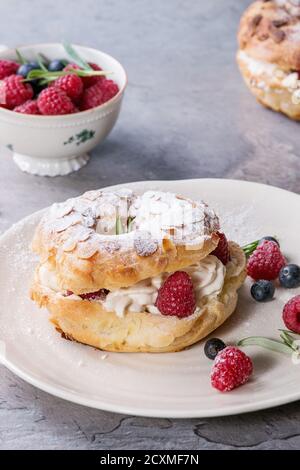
[0,43,127,176]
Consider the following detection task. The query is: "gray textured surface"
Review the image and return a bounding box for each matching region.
[0,0,299,450]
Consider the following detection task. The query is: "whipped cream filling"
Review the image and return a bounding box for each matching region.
[238,51,300,103]
[39,254,228,318]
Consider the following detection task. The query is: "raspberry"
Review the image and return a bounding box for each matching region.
[64,62,104,88]
[282,295,300,334]
[100,79,119,102]
[80,82,104,110]
[83,62,104,88]
[80,289,109,301]
[80,79,119,111]
[211,232,230,265]
[211,346,253,392]
[63,63,81,73]
[0,59,19,79]
[65,289,109,300]
[247,240,285,280]
[155,271,196,318]
[52,74,83,102]
[37,88,77,115]
[14,100,40,115]
[0,75,33,109]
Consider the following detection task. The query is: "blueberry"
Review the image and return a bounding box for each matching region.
[259,236,280,247]
[204,338,226,360]
[17,61,40,78]
[279,264,300,288]
[48,59,65,72]
[251,280,275,302]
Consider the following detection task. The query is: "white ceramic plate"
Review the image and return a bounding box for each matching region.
[0,179,299,418]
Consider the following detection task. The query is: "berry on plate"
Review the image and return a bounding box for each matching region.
[14,99,40,115]
[258,236,280,247]
[279,264,300,289]
[282,295,300,334]
[155,271,196,318]
[0,75,34,109]
[204,338,226,360]
[0,59,19,79]
[247,240,285,280]
[211,346,253,392]
[211,231,230,265]
[37,87,77,115]
[250,280,275,302]
[52,74,83,102]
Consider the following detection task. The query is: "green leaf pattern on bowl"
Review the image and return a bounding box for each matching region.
[64,129,95,146]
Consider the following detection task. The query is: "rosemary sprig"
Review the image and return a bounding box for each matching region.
[15,43,111,86]
[24,68,110,86]
[238,330,300,356]
[26,69,109,81]
[238,336,292,355]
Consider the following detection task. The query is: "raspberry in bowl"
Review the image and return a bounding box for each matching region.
[0,43,127,176]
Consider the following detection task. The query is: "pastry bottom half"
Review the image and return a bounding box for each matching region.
[31,244,246,353]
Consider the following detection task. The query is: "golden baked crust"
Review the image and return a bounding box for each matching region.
[30,242,246,353]
[238,1,300,71]
[237,49,300,119]
[32,189,220,294]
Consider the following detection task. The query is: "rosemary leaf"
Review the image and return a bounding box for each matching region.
[37,54,48,72]
[127,216,135,233]
[15,49,26,64]
[242,240,259,257]
[63,42,92,71]
[238,336,292,355]
[116,216,124,235]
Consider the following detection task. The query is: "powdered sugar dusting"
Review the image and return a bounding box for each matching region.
[134,232,158,257]
[38,188,220,258]
[215,204,263,246]
[275,0,300,18]
[130,190,219,244]
[0,214,116,378]
[1,181,300,410]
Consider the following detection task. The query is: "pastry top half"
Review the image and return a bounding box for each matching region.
[238,1,300,71]
[32,189,220,294]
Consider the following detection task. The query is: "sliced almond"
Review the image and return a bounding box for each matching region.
[76,241,99,259]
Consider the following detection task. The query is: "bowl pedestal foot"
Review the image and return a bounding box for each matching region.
[13,152,90,177]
